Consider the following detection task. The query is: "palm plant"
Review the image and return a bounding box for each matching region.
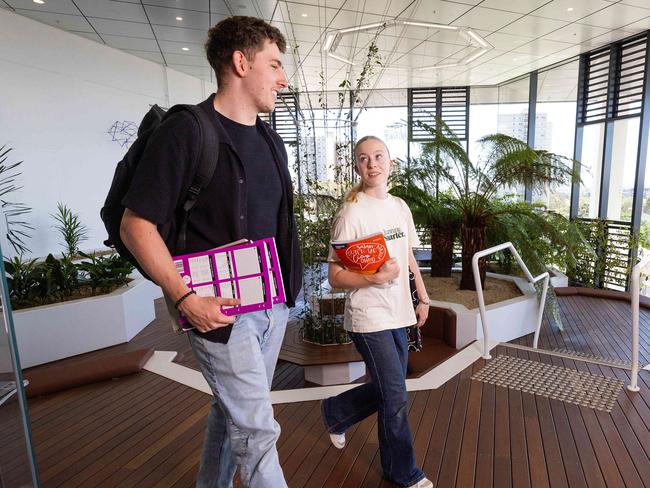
[0,145,33,254]
[390,166,461,276]
[415,119,581,290]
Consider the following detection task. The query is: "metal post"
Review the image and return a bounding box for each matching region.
[631,34,650,262]
[525,71,538,203]
[571,54,587,219]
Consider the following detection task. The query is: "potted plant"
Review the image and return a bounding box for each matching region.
[5,204,159,368]
[414,119,582,290]
[390,167,461,276]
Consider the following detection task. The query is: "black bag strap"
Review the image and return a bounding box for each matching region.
[165,104,219,253]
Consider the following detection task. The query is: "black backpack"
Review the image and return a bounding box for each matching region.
[101,104,219,278]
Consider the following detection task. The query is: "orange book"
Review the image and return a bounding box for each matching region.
[331,232,390,275]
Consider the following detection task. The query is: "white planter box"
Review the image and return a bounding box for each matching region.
[14,277,160,368]
[430,272,540,349]
[549,267,569,288]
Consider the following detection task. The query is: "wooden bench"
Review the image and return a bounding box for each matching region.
[279,304,461,384]
[407,306,458,377]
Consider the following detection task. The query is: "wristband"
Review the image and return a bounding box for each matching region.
[174,290,196,309]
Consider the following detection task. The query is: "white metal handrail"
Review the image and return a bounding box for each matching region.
[628,254,650,392]
[472,242,549,360]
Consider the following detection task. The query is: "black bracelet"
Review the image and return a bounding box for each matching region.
[174,290,196,309]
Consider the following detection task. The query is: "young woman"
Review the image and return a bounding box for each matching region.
[321,136,432,488]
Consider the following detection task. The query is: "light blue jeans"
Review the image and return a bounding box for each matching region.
[188,303,289,488]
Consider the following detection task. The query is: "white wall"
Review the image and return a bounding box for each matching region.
[0,9,217,259]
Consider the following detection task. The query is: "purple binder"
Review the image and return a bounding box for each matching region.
[172,238,285,328]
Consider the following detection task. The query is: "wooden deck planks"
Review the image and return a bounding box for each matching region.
[21,294,650,487]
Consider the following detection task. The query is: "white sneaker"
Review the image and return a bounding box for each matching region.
[406,478,433,488]
[329,432,346,449]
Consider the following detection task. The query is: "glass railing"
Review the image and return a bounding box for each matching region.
[0,240,39,487]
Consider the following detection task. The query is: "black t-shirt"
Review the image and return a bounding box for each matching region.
[122,107,284,254]
[216,112,282,240]
[122,95,302,316]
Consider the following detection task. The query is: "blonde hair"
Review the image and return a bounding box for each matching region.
[344,135,391,203]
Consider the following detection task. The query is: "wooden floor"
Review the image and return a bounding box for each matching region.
[11,295,650,487]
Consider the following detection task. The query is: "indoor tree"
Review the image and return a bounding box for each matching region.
[414,119,581,290]
[389,167,461,277]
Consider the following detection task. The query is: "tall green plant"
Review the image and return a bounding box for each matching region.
[415,119,581,290]
[52,202,88,257]
[390,167,462,276]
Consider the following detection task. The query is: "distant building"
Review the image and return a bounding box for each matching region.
[497,112,551,149]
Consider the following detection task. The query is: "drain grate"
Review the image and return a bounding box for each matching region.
[471,355,624,413]
[550,348,632,369]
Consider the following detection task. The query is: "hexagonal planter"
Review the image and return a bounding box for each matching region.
[13,277,161,368]
[430,272,541,349]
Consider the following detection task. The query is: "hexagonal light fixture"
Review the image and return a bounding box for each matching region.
[322,19,493,70]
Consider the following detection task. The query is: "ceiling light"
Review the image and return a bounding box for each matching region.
[33,0,45,4]
[301,13,308,17]
[423,62,460,70]
[465,49,488,64]
[327,53,355,65]
[176,16,183,21]
[339,22,386,34]
[567,7,574,11]
[467,29,489,48]
[323,33,335,51]
[182,47,190,51]
[402,21,457,31]
[323,20,491,70]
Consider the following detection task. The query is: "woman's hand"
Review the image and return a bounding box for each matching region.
[415,302,429,327]
[371,258,400,285]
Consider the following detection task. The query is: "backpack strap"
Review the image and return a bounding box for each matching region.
[166,104,220,253]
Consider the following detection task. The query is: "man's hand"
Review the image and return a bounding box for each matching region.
[415,302,429,327]
[177,294,241,333]
[371,258,400,285]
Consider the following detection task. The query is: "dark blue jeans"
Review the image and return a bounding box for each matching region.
[321,327,425,487]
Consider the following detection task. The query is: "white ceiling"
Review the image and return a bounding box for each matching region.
[3,0,650,95]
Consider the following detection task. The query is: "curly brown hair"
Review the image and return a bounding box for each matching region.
[205,16,287,86]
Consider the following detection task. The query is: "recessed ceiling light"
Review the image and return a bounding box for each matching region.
[182,47,190,51]
[33,0,45,4]
[301,13,308,17]
[176,16,183,21]
[567,7,574,11]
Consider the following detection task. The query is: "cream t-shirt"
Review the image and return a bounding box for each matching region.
[328,191,420,333]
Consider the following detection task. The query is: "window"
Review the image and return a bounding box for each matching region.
[607,118,640,222]
[532,60,579,217]
[578,123,606,218]
[497,76,530,199]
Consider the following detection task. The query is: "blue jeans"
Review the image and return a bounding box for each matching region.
[321,327,425,487]
[188,303,289,488]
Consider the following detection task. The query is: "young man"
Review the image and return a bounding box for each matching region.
[120,16,302,488]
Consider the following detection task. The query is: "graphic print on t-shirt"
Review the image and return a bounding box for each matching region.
[383,226,406,242]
